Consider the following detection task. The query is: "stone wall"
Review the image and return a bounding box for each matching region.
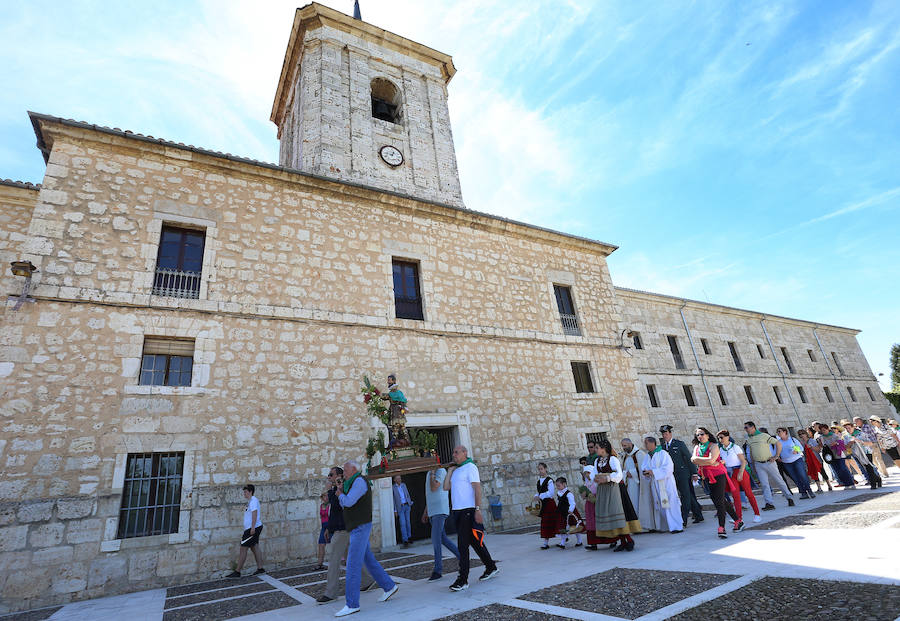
[0,182,38,311]
[615,287,893,438]
[0,120,648,611]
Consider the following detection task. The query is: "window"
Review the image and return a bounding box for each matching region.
[808,349,816,362]
[745,385,756,405]
[772,385,783,404]
[683,385,697,407]
[139,338,194,387]
[117,452,184,539]
[632,332,644,350]
[780,347,795,374]
[847,386,857,402]
[701,338,711,355]
[667,335,686,370]
[728,341,744,372]
[553,285,580,336]
[757,344,765,359]
[831,352,844,375]
[646,384,660,408]
[371,78,402,124]
[823,386,834,403]
[392,259,423,320]
[716,385,728,406]
[866,386,876,401]
[571,362,595,393]
[585,432,608,447]
[797,386,808,404]
[152,226,205,299]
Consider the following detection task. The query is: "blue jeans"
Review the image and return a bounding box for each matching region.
[831,457,855,487]
[429,513,459,574]
[782,459,812,496]
[397,504,412,542]
[345,522,395,609]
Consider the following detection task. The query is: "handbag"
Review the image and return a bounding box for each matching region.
[821,444,834,463]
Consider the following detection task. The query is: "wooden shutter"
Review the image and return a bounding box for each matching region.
[142,338,195,357]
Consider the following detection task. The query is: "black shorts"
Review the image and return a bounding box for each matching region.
[240,524,263,547]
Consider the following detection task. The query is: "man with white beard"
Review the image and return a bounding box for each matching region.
[620,437,651,527]
[640,436,684,533]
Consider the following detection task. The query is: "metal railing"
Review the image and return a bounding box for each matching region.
[560,313,581,336]
[152,268,201,299]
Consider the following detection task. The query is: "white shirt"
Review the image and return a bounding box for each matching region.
[450,462,480,510]
[244,496,262,529]
[719,442,744,468]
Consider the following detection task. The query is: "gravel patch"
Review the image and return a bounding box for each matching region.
[669,576,900,621]
[519,568,737,619]
[165,575,262,597]
[434,603,573,620]
[161,591,299,621]
[0,607,62,621]
[164,582,274,608]
[749,511,895,530]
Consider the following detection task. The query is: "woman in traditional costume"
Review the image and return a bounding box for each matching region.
[533,462,557,549]
[592,440,641,552]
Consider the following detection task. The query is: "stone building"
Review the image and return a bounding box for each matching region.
[0,3,891,613]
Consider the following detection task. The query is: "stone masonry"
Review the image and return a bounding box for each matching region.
[0,2,891,614]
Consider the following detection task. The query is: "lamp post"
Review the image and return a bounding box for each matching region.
[9,260,38,311]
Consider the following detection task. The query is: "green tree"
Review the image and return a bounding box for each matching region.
[892,343,900,391]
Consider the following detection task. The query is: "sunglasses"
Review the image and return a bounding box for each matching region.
[695,432,708,437]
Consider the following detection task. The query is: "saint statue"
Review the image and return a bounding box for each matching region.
[382,373,410,449]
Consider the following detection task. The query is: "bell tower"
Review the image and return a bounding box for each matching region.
[270,3,465,208]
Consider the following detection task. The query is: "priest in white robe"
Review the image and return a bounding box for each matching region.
[620,438,652,528]
[640,436,683,533]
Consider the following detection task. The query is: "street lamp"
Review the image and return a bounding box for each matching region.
[9,260,38,311]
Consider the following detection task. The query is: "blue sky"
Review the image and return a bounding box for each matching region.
[1,1,897,390]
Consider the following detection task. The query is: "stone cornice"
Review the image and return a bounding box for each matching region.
[270,2,456,128]
[0,181,40,208]
[29,113,619,257]
[615,286,859,334]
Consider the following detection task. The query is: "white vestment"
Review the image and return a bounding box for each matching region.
[622,447,651,527]
[640,449,683,532]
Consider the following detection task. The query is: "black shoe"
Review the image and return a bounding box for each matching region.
[555,544,566,549]
[585,544,598,551]
[798,493,809,499]
[574,542,583,547]
[787,498,795,507]
[733,521,745,533]
[613,542,626,552]
[672,529,684,534]
[625,540,635,551]
[540,545,550,550]
[254,568,266,575]
[762,503,775,511]
[449,580,468,592]
[316,595,335,605]
[428,572,442,582]
[608,542,617,549]
[692,516,704,524]
[479,566,500,581]
[226,571,241,578]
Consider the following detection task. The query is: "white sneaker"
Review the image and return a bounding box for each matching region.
[378,584,399,602]
[753,515,761,523]
[335,606,360,617]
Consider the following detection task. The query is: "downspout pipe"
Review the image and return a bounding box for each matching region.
[761,318,803,427]
[680,302,719,430]
[813,327,853,419]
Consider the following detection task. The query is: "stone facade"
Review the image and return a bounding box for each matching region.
[0,3,889,614]
[616,287,892,437]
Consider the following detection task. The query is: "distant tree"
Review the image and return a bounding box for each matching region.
[892,343,900,391]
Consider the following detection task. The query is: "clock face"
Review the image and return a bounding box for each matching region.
[379,145,403,167]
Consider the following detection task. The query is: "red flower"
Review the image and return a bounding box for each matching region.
[373,387,380,395]
[363,394,371,403]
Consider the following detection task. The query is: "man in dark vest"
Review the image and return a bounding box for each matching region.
[316,466,374,605]
[335,460,398,617]
[660,424,704,528]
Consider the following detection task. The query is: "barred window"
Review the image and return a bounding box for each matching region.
[152,226,205,299]
[118,452,184,539]
[139,338,194,387]
[585,432,607,447]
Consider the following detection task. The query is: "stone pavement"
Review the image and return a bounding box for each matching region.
[5,483,900,621]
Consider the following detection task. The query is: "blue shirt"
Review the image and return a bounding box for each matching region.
[778,436,802,463]
[339,475,368,508]
[425,468,450,516]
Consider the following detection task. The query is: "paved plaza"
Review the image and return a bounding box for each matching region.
[5,484,900,621]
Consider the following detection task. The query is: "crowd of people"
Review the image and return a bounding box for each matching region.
[219,415,899,617]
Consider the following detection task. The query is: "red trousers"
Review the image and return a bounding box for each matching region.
[728,468,760,519]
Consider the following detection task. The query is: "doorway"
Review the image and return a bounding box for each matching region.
[394,471,430,543]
